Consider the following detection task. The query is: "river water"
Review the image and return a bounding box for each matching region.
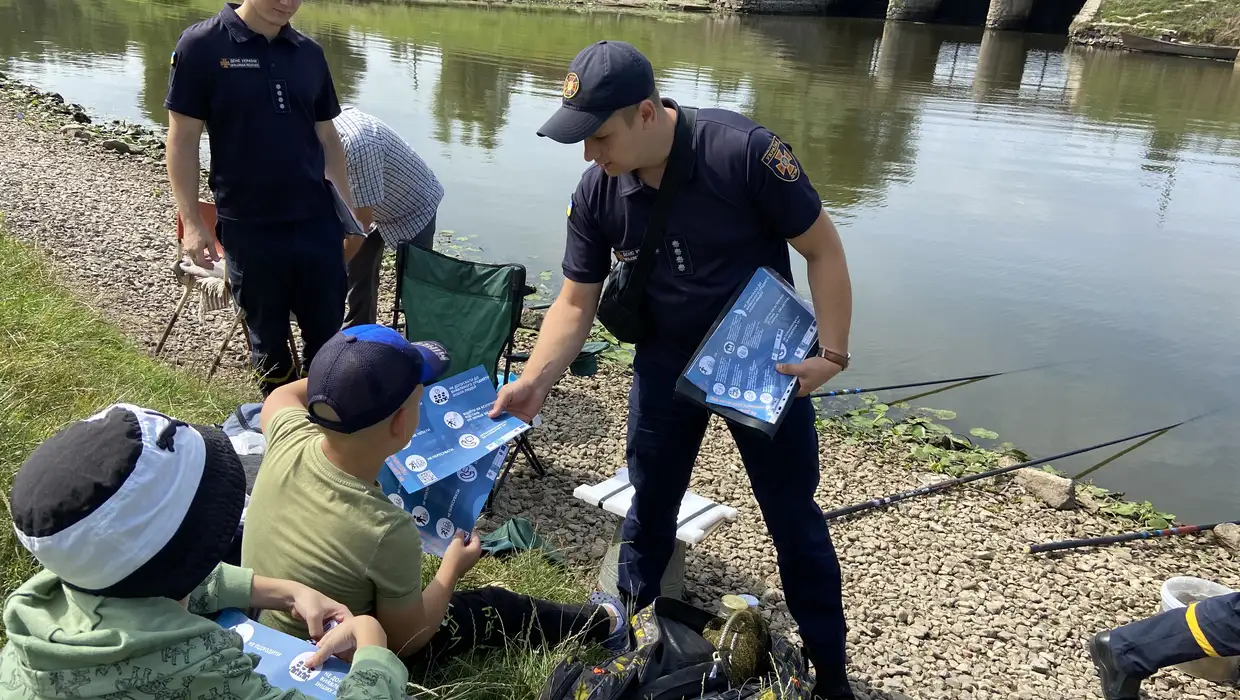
[3,0,1239,524]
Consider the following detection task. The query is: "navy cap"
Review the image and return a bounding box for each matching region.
[537,40,656,144]
[305,324,450,434]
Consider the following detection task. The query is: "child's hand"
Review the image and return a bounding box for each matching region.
[305,616,387,669]
[441,530,483,580]
[289,583,353,640]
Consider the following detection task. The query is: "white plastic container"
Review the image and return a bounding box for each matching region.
[1158,576,1240,684]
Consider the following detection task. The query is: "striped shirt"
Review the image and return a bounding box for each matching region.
[334,106,444,247]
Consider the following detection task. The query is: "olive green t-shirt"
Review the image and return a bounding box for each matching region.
[240,407,423,639]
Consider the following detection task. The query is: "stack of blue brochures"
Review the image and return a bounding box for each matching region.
[676,266,819,437]
[379,365,530,555]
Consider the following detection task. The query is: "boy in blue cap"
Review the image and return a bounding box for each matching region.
[241,324,628,669]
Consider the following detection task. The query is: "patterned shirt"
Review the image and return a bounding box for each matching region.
[334,105,444,247]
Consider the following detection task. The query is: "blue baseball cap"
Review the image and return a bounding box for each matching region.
[305,324,450,434]
[537,40,656,144]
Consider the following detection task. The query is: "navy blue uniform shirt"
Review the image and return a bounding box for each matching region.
[563,100,824,359]
[164,3,341,224]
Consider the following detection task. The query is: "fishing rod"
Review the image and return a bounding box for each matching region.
[809,360,1073,400]
[822,414,1211,521]
[885,376,992,408]
[1028,521,1240,554]
[1073,427,1174,480]
[809,371,1005,399]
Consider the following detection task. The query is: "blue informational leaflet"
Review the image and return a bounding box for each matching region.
[380,444,510,556]
[215,609,349,699]
[384,365,529,493]
[676,267,818,437]
[380,365,529,555]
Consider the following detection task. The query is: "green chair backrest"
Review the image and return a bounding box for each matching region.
[395,243,526,380]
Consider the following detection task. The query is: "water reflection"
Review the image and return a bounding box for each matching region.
[4,0,1239,208]
[432,50,519,152]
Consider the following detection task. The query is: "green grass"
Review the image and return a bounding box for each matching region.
[413,552,611,699]
[0,224,258,641]
[1099,0,1240,44]
[0,223,608,696]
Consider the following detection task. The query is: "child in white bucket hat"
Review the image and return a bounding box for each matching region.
[1,403,410,699]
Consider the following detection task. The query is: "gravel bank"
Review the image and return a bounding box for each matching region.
[3,74,1239,700]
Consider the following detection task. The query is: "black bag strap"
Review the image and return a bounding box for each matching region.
[626,105,698,294]
[235,405,253,433]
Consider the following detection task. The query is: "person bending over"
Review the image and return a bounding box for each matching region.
[0,403,407,699]
[240,324,629,669]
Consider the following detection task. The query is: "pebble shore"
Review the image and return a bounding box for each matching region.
[3,73,1239,700]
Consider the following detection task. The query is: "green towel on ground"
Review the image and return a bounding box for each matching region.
[480,516,566,565]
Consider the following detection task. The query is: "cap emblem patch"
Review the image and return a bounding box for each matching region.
[562,72,580,100]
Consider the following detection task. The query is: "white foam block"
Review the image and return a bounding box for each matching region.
[573,468,738,546]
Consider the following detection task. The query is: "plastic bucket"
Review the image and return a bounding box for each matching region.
[597,521,686,601]
[1158,576,1240,684]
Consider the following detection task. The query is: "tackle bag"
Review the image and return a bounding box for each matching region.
[538,597,813,700]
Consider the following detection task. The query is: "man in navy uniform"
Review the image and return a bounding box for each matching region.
[1089,592,1240,698]
[164,0,354,395]
[490,40,857,699]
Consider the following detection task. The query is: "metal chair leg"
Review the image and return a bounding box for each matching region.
[484,446,521,515]
[155,284,194,357]
[517,434,546,477]
[241,316,253,354]
[208,312,245,381]
[288,324,301,378]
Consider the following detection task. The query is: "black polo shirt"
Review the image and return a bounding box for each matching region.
[562,100,825,360]
[164,3,341,224]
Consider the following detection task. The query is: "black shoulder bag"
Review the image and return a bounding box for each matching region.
[595,106,698,345]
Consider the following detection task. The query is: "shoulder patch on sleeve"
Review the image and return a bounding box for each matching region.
[567,194,573,218]
[760,134,801,183]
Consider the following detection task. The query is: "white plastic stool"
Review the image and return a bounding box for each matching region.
[573,468,738,600]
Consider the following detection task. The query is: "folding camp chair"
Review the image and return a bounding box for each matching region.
[155,199,299,381]
[390,242,546,511]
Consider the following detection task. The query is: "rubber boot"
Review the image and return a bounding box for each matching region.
[1089,630,1143,700]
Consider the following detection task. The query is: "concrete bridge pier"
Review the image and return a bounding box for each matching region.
[985,0,1035,29]
[885,0,943,22]
[972,30,1029,101]
[874,19,946,89]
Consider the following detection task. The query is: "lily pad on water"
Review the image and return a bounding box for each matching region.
[970,427,1000,440]
[918,407,957,421]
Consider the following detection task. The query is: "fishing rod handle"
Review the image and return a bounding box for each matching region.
[1027,523,1224,554]
[816,388,864,398]
[823,499,883,519]
[1028,533,1135,554]
[824,483,941,520]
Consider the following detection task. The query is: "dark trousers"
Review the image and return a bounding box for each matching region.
[616,350,849,689]
[217,214,346,395]
[343,215,435,329]
[1111,592,1240,678]
[402,586,611,670]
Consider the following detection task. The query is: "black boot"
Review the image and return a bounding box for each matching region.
[809,672,855,700]
[1089,630,1143,700]
[810,682,855,700]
